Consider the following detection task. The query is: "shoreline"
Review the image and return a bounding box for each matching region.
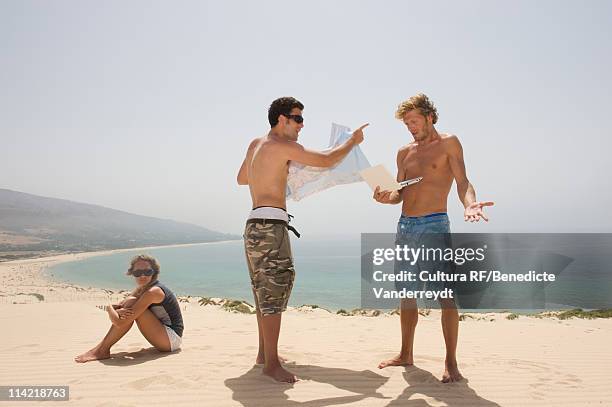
[0,240,241,304]
[1,244,610,320]
[0,239,242,265]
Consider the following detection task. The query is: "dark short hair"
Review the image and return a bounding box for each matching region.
[268,97,304,127]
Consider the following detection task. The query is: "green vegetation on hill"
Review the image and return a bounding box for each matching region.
[0,188,238,260]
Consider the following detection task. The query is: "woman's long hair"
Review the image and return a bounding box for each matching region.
[126,254,161,299]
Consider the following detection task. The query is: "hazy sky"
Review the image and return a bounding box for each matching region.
[2,0,611,237]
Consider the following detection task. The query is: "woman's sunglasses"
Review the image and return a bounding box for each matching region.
[285,114,304,124]
[131,269,155,277]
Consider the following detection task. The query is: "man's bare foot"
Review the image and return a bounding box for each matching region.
[263,365,298,383]
[441,361,464,383]
[74,348,110,363]
[378,354,414,369]
[256,354,288,365]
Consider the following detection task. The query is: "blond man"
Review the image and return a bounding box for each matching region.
[374,93,493,382]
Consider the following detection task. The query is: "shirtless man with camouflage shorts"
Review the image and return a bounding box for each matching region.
[237,96,368,382]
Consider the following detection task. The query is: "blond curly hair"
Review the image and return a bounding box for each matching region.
[395,93,438,124]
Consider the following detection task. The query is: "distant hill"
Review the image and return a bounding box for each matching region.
[0,188,238,259]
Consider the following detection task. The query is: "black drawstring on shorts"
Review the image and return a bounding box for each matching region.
[286,213,301,238]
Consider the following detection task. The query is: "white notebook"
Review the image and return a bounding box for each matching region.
[360,164,422,191]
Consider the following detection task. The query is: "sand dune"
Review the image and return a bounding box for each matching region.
[1,254,611,406]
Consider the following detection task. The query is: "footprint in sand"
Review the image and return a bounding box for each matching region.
[9,344,40,352]
[12,343,39,350]
[404,368,443,384]
[418,355,445,363]
[124,374,200,390]
[69,374,103,384]
[555,374,582,387]
[499,357,583,398]
[190,345,211,351]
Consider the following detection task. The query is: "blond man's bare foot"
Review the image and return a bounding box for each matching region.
[74,348,110,363]
[441,361,464,383]
[256,354,288,365]
[378,354,414,369]
[263,365,298,383]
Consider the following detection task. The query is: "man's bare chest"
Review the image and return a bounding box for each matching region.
[400,146,450,180]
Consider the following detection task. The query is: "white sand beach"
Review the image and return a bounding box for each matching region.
[1,251,611,406]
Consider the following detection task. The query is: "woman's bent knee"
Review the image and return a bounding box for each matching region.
[121,296,138,308]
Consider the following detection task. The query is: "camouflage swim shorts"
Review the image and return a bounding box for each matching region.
[244,220,295,315]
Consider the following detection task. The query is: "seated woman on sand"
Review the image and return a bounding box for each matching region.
[75,254,184,362]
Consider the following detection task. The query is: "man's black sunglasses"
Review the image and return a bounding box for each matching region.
[285,114,304,124]
[131,269,155,277]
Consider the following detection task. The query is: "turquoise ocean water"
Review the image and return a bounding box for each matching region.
[49,238,362,311]
[48,236,612,311]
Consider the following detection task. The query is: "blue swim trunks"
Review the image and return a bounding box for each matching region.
[394,213,455,295]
